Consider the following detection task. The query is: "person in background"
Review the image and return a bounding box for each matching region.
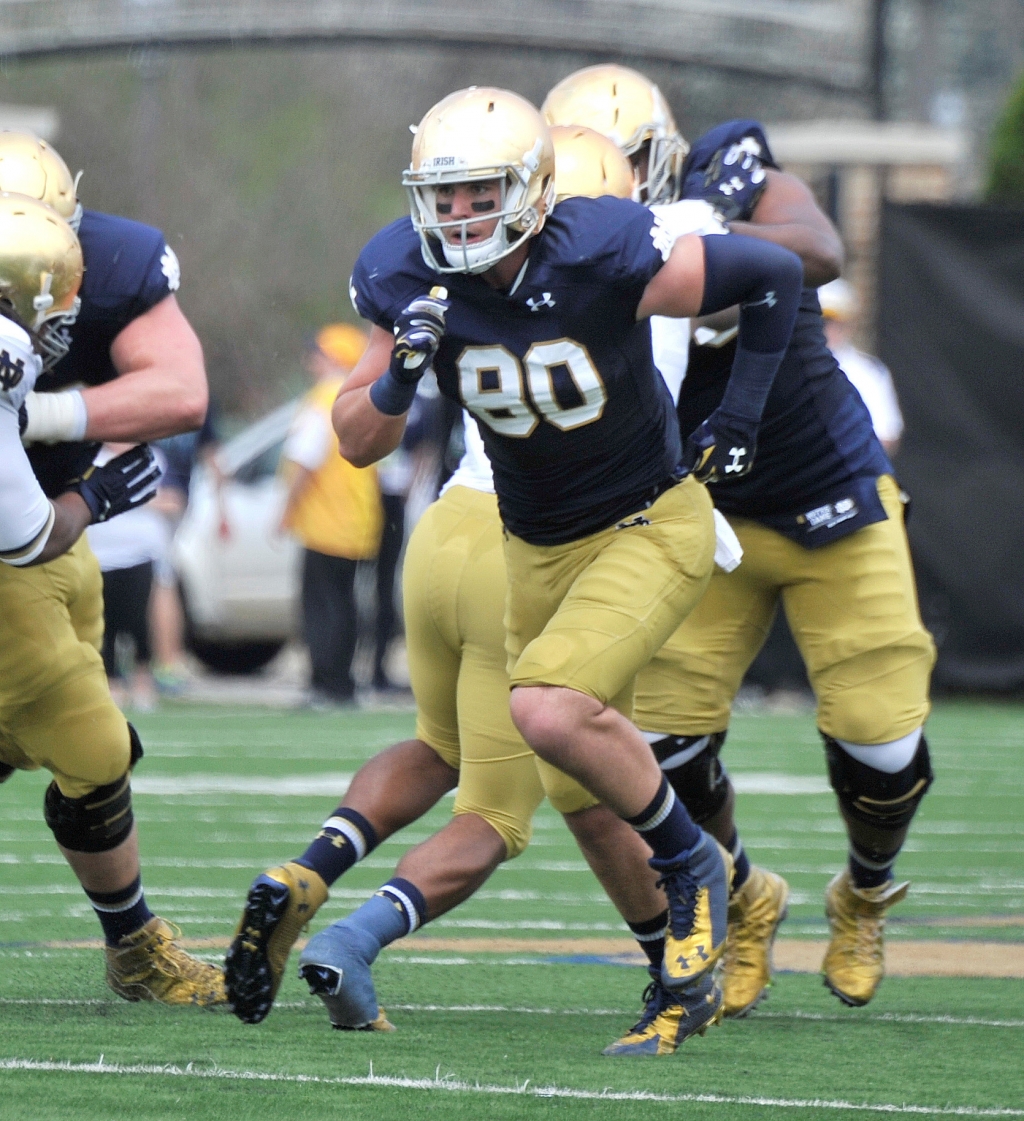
[86,444,172,712]
[280,325,383,707]
[151,407,224,692]
[819,278,904,457]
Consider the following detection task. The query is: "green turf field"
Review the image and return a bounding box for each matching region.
[2,700,1023,1118]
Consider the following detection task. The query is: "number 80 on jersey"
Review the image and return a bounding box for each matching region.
[458,339,607,437]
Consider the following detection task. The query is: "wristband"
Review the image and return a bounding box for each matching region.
[21,389,88,444]
[369,371,419,417]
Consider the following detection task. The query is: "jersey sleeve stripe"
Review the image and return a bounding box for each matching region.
[0,502,56,567]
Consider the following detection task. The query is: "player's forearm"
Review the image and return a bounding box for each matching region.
[332,385,407,468]
[728,219,842,287]
[700,234,803,424]
[82,364,208,441]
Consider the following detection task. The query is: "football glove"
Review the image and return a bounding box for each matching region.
[685,410,757,484]
[390,288,450,384]
[71,444,161,523]
[700,137,768,223]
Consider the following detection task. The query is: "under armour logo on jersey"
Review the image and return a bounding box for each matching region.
[744,291,777,309]
[160,245,181,291]
[526,292,555,311]
[0,348,25,391]
[724,447,748,473]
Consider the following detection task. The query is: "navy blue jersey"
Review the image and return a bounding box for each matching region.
[30,209,179,497]
[679,121,891,546]
[351,196,682,545]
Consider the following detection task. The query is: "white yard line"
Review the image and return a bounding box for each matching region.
[1,999,1021,1030]
[0,1058,1020,1115]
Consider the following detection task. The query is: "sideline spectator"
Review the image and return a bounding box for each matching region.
[87,443,171,712]
[152,408,223,692]
[819,278,904,456]
[280,325,383,707]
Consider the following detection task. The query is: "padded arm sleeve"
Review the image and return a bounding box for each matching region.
[698,232,802,423]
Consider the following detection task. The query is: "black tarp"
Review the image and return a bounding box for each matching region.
[878,201,1024,691]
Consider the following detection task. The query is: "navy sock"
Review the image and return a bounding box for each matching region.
[628,910,668,969]
[341,877,429,956]
[626,776,701,861]
[86,875,154,946]
[849,848,896,890]
[295,807,378,887]
[726,828,751,892]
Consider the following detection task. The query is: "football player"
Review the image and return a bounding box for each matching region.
[224,128,710,1046]
[323,87,801,1036]
[544,70,936,1013]
[0,132,223,1005]
[0,197,160,567]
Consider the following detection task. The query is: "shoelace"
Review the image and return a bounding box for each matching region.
[852,912,884,963]
[627,978,674,1033]
[655,868,700,937]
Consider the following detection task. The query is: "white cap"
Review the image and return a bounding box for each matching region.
[817,278,858,321]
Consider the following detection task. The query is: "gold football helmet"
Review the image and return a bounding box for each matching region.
[0,130,82,231]
[551,125,636,204]
[0,193,83,369]
[404,87,555,274]
[542,65,688,205]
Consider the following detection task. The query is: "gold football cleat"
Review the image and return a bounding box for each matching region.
[225,861,329,1024]
[105,917,226,1006]
[659,836,733,990]
[721,866,789,1017]
[823,869,909,1006]
[603,969,723,1056]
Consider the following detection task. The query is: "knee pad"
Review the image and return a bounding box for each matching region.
[651,731,729,824]
[44,771,134,853]
[823,732,933,834]
[127,722,144,769]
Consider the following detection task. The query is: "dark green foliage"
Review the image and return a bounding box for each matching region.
[987,70,1024,203]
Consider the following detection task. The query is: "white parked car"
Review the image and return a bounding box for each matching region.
[172,401,300,674]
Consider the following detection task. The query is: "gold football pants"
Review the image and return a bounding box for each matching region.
[504,475,716,711]
[505,477,715,815]
[0,536,132,799]
[402,485,543,859]
[633,476,935,744]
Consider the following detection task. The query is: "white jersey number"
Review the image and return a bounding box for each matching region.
[457,338,607,437]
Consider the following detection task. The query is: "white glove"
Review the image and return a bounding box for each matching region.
[20,390,88,445]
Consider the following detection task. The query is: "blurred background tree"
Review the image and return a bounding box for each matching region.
[987,69,1024,203]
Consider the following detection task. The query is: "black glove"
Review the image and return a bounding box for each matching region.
[685,411,757,484]
[390,290,450,384]
[72,444,161,523]
[700,138,768,222]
